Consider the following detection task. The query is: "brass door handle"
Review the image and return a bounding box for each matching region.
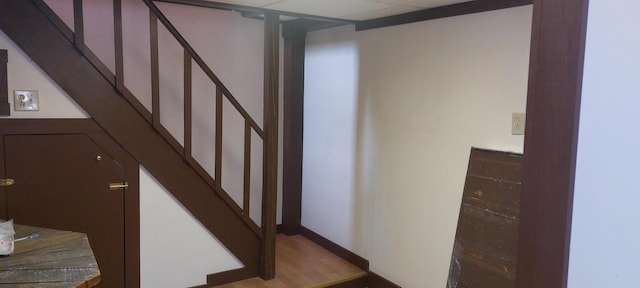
[0,179,15,187]
[109,182,128,190]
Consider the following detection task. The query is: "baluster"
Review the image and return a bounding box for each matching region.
[184,50,192,159]
[150,12,160,129]
[215,87,223,191]
[113,0,124,91]
[243,120,252,218]
[73,0,84,47]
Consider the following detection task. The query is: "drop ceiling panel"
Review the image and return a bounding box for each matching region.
[265,0,394,18]
[203,0,286,7]
[203,0,477,20]
[368,0,470,9]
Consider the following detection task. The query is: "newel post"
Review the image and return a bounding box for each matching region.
[260,12,280,280]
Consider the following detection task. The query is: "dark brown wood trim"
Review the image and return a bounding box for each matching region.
[0,50,9,116]
[281,28,305,236]
[153,0,354,25]
[0,0,261,273]
[123,153,141,288]
[282,19,346,37]
[260,11,279,280]
[30,0,74,42]
[300,226,369,271]
[72,0,84,45]
[368,271,401,288]
[0,118,141,288]
[0,124,6,219]
[184,50,192,158]
[516,0,589,288]
[215,87,223,190]
[206,267,256,286]
[326,275,369,288]
[149,12,160,129]
[243,120,251,219]
[356,0,532,31]
[0,119,104,134]
[114,0,125,91]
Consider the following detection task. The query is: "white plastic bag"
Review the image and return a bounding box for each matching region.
[0,219,15,256]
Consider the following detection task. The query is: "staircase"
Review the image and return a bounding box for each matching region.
[0,0,278,281]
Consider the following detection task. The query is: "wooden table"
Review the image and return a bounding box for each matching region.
[0,225,101,287]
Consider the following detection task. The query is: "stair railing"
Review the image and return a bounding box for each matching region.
[35,0,271,237]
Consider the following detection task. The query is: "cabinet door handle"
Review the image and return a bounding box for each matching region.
[109,182,128,190]
[0,179,15,187]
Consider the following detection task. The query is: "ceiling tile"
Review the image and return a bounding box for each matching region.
[265,0,394,18]
[367,0,470,9]
[203,0,287,8]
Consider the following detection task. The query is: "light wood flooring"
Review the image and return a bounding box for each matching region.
[212,234,366,288]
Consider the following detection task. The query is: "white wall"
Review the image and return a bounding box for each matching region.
[568,1,640,287]
[140,167,242,288]
[303,6,531,287]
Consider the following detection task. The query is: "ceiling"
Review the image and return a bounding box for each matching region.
[203,0,471,21]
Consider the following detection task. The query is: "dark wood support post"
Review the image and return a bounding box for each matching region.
[516,0,589,287]
[0,50,9,116]
[260,12,279,280]
[281,25,306,236]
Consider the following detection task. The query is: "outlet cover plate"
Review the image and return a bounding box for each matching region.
[512,113,525,135]
[14,90,39,111]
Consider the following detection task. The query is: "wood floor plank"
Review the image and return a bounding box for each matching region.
[213,234,366,288]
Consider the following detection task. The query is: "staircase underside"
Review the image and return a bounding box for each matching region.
[0,0,260,272]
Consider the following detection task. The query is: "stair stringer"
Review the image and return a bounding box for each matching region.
[0,0,260,274]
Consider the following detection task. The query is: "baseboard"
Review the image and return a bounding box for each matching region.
[300,226,369,271]
[205,267,256,287]
[368,271,401,288]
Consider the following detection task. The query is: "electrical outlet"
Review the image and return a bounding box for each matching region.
[512,113,525,135]
[14,90,39,111]
[13,90,40,111]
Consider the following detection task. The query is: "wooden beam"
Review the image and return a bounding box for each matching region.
[184,50,192,158]
[114,0,124,91]
[282,19,345,37]
[260,12,279,280]
[149,12,160,129]
[73,0,84,45]
[0,50,8,116]
[356,0,533,31]
[516,0,589,287]
[281,28,305,236]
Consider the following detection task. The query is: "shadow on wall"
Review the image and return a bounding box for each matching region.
[303,5,530,287]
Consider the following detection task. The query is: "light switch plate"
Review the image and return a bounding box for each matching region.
[512,113,525,135]
[14,90,39,111]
